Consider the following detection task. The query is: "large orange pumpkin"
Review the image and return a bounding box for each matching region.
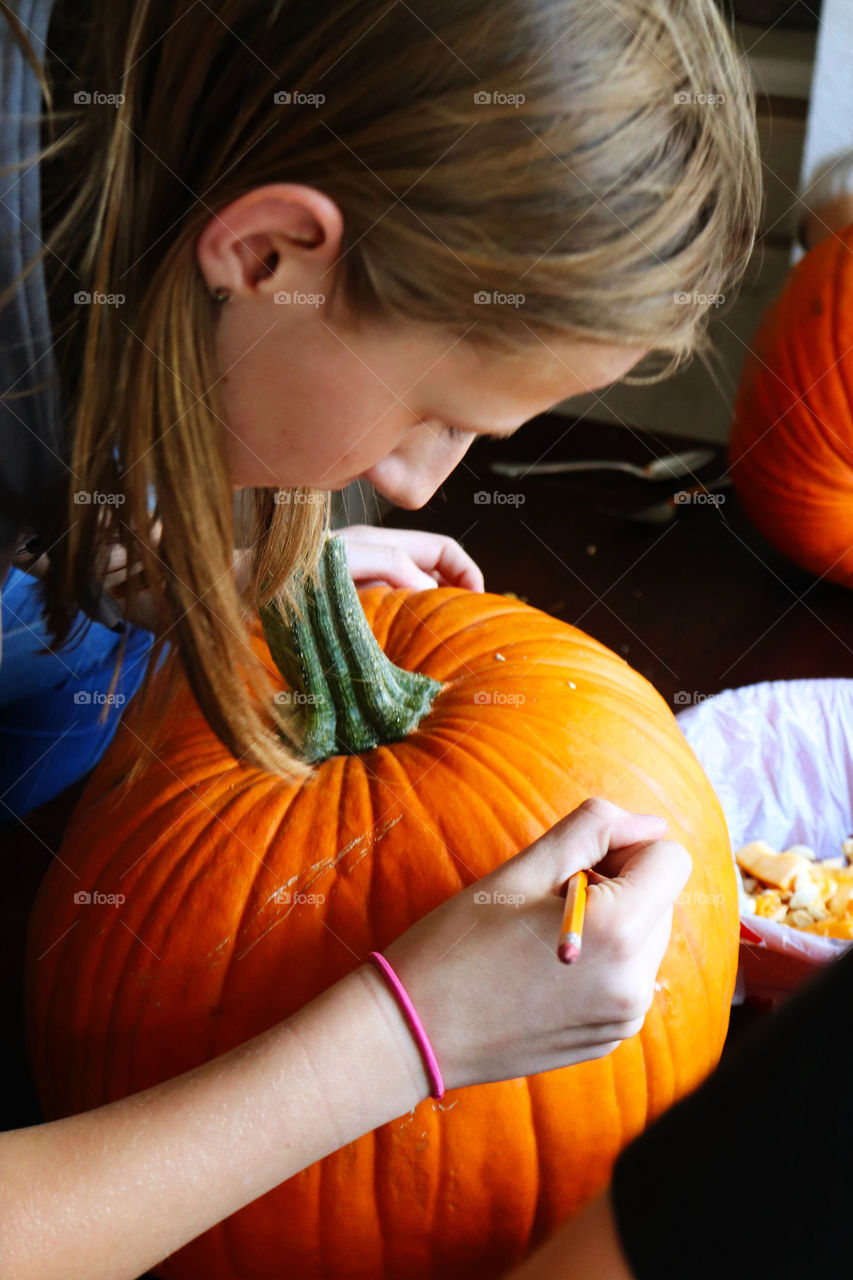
[26,536,737,1280]
[729,223,853,585]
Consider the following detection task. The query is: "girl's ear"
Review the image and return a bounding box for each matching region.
[195,184,344,300]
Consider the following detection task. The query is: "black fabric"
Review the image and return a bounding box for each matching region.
[612,945,853,1276]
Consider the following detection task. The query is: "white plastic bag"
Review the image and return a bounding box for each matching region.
[676,679,852,992]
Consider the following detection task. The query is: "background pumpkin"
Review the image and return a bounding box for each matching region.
[729,223,853,586]
[25,538,737,1280]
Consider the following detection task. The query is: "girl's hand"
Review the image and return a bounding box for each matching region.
[334,525,484,592]
[382,797,692,1092]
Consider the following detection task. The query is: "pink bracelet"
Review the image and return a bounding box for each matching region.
[366,951,445,1100]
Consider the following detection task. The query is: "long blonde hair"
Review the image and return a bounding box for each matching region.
[5,0,760,782]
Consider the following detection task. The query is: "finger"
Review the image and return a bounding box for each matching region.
[493,796,670,896]
[430,541,484,591]
[338,526,484,591]
[342,541,439,591]
[596,835,682,879]
[590,839,692,936]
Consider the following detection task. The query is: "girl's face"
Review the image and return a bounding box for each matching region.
[197,186,646,508]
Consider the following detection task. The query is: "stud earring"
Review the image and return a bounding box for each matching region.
[212,287,230,303]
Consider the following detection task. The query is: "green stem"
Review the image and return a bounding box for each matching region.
[260,534,442,763]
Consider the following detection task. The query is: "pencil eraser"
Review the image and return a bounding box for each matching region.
[558,942,580,964]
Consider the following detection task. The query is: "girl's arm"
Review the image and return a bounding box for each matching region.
[0,964,429,1280]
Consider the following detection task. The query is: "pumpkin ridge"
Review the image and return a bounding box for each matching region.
[429,616,616,692]
[671,871,720,1082]
[757,296,830,482]
[633,1021,650,1141]
[195,784,292,958]
[781,251,853,477]
[216,1189,244,1280]
[521,1075,547,1254]
[607,1039,627,1177]
[373,742,522,890]
[385,721,564,843]
[367,740,477,893]
[137,795,264,1075]
[427,1101,442,1280]
[430,727,562,828]
[370,1125,385,1280]
[382,590,489,677]
[386,593,559,675]
[121,781,290,1081]
[828,239,853,467]
[262,760,358,891]
[371,1123,388,1280]
[92,798,232,1104]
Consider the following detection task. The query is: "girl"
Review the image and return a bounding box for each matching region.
[0,1,759,1277]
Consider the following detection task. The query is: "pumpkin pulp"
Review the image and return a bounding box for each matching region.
[259,533,443,763]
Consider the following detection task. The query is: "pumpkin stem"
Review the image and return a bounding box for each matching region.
[259,534,442,763]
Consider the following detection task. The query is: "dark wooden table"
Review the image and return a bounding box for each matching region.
[389,413,853,704]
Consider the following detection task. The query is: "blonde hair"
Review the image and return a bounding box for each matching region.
[5,0,760,782]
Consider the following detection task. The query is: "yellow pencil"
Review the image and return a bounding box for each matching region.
[558,868,588,964]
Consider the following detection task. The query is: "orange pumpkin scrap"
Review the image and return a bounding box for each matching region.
[25,535,738,1280]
